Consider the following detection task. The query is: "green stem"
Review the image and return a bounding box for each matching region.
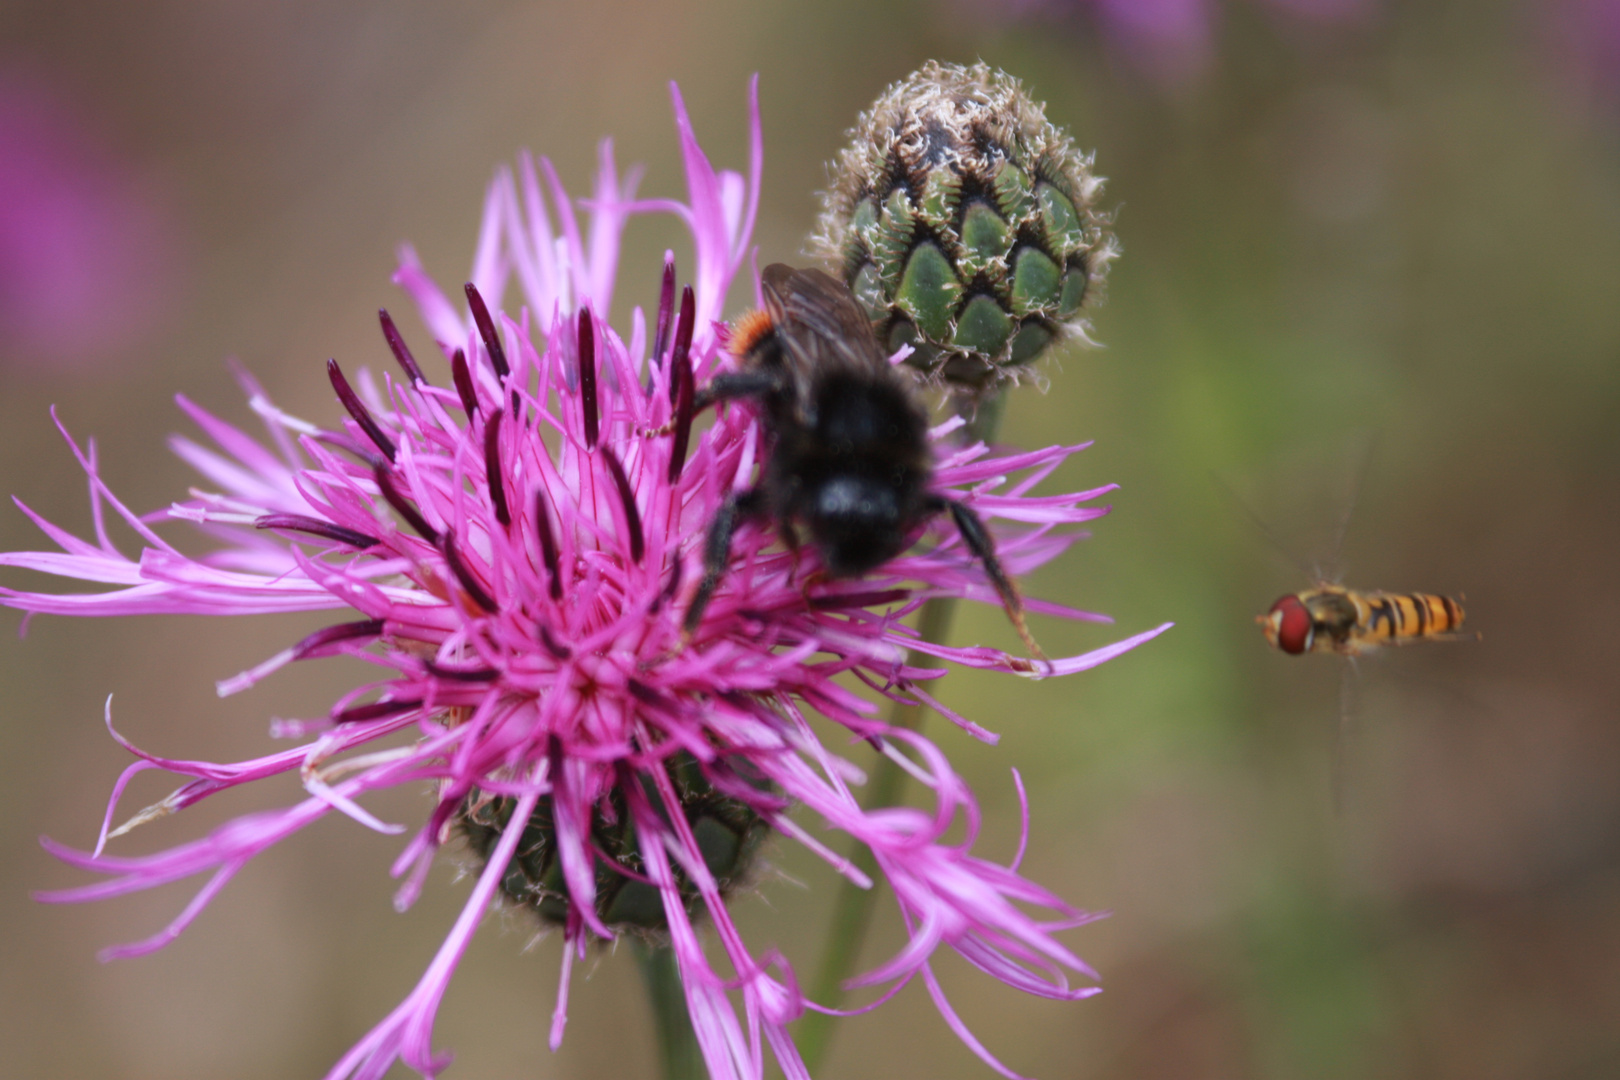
[635,940,704,1080]
[796,395,1005,1073]
[956,387,1007,448]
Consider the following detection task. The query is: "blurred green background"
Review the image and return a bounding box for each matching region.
[2,1,1617,1077]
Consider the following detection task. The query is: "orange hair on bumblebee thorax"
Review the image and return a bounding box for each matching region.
[728,308,776,358]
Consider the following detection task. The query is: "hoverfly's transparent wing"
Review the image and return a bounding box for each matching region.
[1217,430,1383,587]
[1333,655,1364,815]
[1211,471,1320,584]
[1322,430,1381,585]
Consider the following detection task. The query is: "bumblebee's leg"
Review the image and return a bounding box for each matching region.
[934,496,1046,661]
[772,515,807,584]
[684,488,767,639]
[644,371,786,436]
[692,370,787,414]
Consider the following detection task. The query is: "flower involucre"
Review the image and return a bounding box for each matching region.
[3,79,1168,1080]
[812,61,1117,399]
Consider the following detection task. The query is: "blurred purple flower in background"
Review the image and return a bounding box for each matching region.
[1541,0,1620,113]
[0,68,180,371]
[3,80,1167,1079]
[972,0,1375,84]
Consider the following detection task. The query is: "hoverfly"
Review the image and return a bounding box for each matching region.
[1228,453,1478,806]
[1258,586,1471,657]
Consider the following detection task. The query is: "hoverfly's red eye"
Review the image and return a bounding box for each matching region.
[1269,595,1313,655]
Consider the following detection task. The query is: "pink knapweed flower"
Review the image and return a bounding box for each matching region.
[4,79,1168,1080]
[1542,0,1620,113]
[968,0,1375,85]
[0,68,181,369]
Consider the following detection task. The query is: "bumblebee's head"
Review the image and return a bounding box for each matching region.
[1258,594,1314,655]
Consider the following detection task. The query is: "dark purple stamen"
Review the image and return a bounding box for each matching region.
[464,283,509,379]
[255,513,380,550]
[538,623,572,660]
[373,463,438,543]
[290,618,386,661]
[626,679,669,711]
[652,254,676,367]
[483,409,510,527]
[578,308,599,450]
[667,284,695,405]
[327,358,397,462]
[424,659,500,682]
[534,489,563,602]
[440,532,498,614]
[668,361,695,482]
[335,698,422,724]
[450,348,479,418]
[600,446,644,564]
[378,309,427,385]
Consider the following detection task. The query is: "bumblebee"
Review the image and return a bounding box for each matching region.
[681,264,1040,656]
[1259,585,1471,656]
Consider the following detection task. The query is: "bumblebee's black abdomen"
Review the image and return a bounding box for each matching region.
[808,476,910,576]
[810,373,928,457]
[773,371,931,577]
[817,392,900,449]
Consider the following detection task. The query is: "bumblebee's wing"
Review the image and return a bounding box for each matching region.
[760,265,892,401]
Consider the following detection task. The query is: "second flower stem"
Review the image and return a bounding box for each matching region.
[795,594,959,1073]
[797,394,1002,1072]
[635,939,705,1080]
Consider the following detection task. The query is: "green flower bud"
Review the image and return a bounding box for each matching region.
[456,752,770,936]
[812,61,1117,399]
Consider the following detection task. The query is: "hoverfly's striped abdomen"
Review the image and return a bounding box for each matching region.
[1259,585,1468,656]
[1351,590,1464,649]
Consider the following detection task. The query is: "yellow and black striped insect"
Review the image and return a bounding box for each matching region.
[1258,582,1479,810]
[1227,448,1480,808]
[1257,585,1471,657]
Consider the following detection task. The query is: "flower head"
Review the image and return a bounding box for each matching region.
[4,79,1168,1079]
[812,61,1117,400]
